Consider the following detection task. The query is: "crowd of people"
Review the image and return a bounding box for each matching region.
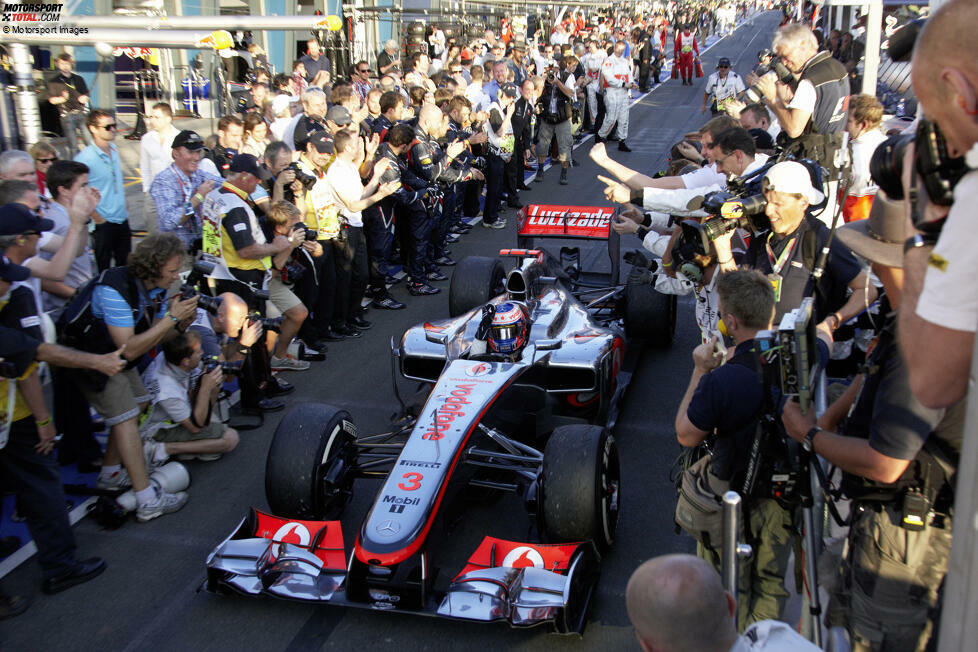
[2,0,975,650]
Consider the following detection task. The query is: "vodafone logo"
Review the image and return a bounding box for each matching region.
[502,546,545,569]
[272,522,311,546]
[466,362,491,377]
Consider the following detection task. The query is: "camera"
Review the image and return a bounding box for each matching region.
[247,313,283,333]
[754,297,818,414]
[681,189,769,254]
[287,162,317,193]
[180,261,224,315]
[279,259,306,285]
[744,56,794,103]
[203,356,244,376]
[292,222,317,241]
[869,118,967,212]
[0,360,18,379]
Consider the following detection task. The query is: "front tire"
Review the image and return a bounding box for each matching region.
[265,403,358,519]
[448,256,505,317]
[541,425,620,549]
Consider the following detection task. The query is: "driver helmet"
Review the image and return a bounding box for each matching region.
[488,302,528,354]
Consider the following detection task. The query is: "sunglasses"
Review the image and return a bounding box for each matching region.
[22,230,41,237]
[357,68,369,73]
[37,157,58,163]
[101,123,117,131]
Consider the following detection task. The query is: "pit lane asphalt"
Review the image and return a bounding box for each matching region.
[1,13,782,650]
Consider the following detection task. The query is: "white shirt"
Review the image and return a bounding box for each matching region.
[705,71,746,108]
[282,113,303,151]
[849,128,887,197]
[916,170,978,332]
[787,79,817,114]
[270,117,292,142]
[464,84,492,113]
[681,163,727,190]
[140,125,180,192]
[729,620,821,652]
[325,158,365,228]
[39,200,93,316]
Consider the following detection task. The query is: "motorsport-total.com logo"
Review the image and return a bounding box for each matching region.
[1,3,90,35]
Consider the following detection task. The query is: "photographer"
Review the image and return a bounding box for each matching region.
[59,233,196,522]
[0,256,124,606]
[141,331,240,461]
[713,162,876,326]
[150,131,223,250]
[674,269,794,629]
[203,116,244,177]
[754,24,849,198]
[188,291,261,363]
[899,0,978,409]
[251,140,307,218]
[535,58,576,185]
[781,193,962,651]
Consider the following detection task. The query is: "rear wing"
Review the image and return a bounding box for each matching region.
[516,204,622,286]
[516,204,617,240]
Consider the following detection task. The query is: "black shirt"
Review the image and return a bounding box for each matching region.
[47,72,89,115]
[293,114,328,152]
[205,144,237,178]
[377,50,398,76]
[299,53,330,82]
[742,216,861,323]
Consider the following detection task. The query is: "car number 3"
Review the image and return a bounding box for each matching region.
[397,472,423,491]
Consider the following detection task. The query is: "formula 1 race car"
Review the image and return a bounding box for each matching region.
[205,205,675,633]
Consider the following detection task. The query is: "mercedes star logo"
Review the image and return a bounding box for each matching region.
[376,519,401,536]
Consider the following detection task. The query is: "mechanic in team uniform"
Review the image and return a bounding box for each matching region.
[702,58,746,116]
[371,91,407,143]
[597,39,636,152]
[404,106,479,293]
[581,40,606,133]
[781,196,963,651]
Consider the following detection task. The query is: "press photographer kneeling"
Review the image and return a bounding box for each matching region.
[673,269,794,630]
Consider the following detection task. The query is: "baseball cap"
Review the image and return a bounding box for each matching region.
[227,154,272,180]
[500,83,519,99]
[460,47,473,62]
[172,130,205,151]
[326,105,352,126]
[762,161,825,204]
[307,131,335,154]
[0,203,54,236]
[0,254,30,282]
[717,57,731,68]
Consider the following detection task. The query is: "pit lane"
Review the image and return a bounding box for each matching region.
[0,12,782,649]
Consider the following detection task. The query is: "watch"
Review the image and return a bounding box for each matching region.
[904,232,938,254]
[802,426,822,452]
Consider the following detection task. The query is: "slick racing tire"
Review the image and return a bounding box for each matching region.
[624,276,677,347]
[449,256,505,317]
[265,403,358,520]
[541,425,620,550]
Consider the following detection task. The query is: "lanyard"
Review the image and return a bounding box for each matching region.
[765,233,798,276]
[172,164,193,203]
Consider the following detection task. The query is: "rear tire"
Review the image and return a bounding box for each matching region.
[625,277,677,347]
[541,425,620,549]
[449,256,505,317]
[265,403,358,519]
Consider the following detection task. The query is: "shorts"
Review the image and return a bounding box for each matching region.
[79,367,151,427]
[266,274,303,319]
[153,421,228,443]
[537,119,573,161]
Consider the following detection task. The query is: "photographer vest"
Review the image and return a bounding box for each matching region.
[539,73,573,124]
[780,51,850,173]
[201,182,273,279]
[840,317,962,507]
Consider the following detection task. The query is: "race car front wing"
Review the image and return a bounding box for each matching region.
[206,509,601,633]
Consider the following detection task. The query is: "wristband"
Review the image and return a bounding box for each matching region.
[237,346,249,355]
[165,311,179,324]
[717,258,733,266]
[636,226,650,240]
[35,417,52,427]
[662,260,673,268]
[193,192,204,202]
[641,213,652,228]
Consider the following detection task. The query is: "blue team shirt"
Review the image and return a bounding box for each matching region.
[75,143,128,224]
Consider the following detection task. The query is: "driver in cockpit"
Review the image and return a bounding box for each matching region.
[469,302,529,360]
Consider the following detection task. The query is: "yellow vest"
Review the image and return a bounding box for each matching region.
[201,182,272,277]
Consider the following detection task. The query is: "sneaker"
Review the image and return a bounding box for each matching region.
[618,141,633,152]
[372,295,406,310]
[96,468,131,491]
[534,167,545,182]
[136,487,189,522]
[482,219,507,230]
[408,282,441,296]
[175,453,222,462]
[433,256,456,266]
[270,354,311,371]
[427,270,449,282]
[445,233,461,243]
[143,440,169,471]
